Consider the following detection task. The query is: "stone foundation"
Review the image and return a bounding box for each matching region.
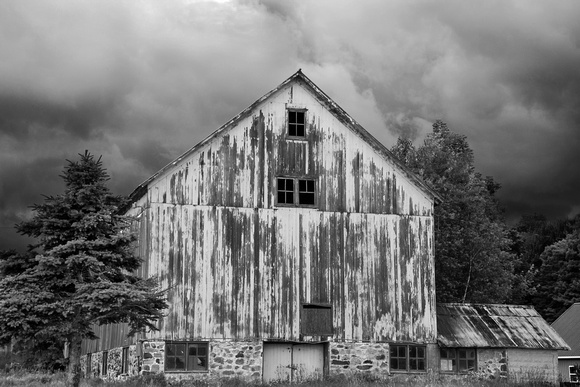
[142,341,165,374]
[209,340,262,379]
[478,349,507,379]
[330,342,390,377]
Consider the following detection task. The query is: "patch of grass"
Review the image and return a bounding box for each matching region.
[0,372,557,387]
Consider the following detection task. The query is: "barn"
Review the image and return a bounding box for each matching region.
[80,70,440,381]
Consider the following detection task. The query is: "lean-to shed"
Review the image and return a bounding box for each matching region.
[437,303,569,383]
[80,70,440,382]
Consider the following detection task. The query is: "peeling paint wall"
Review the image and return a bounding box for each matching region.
[84,79,436,353]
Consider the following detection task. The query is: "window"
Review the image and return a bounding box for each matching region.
[390,344,426,372]
[288,109,306,137]
[165,342,209,372]
[440,348,476,373]
[301,304,332,335]
[277,178,294,205]
[102,351,108,376]
[86,353,92,376]
[277,178,316,206]
[121,347,129,374]
[570,365,579,383]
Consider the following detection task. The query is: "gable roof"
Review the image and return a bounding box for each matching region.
[551,303,580,357]
[437,303,569,350]
[127,70,440,204]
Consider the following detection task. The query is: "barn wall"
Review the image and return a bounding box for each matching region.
[139,204,435,343]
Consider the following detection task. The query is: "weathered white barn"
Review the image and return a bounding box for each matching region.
[81,70,440,381]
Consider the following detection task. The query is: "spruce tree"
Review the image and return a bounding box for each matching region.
[0,152,166,387]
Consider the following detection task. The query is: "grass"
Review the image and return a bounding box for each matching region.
[0,372,557,387]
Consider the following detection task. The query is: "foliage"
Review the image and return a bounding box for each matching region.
[506,213,580,312]
[0,152,167,387]
[392,121,514,303]
[531,229,580,322]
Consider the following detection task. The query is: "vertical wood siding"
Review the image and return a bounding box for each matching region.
[84,80,437,352]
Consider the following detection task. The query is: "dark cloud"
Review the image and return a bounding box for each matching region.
[1,0,580,251]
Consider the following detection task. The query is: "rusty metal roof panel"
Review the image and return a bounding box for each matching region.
[437,303,570,350]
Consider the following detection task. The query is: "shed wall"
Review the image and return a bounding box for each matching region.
[507,349,558,384]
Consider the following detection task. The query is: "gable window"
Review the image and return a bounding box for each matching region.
[277,178,294,205]
[277,178,316,207]
[165,342,209,372]
[301,304,332,335]
[440,348,476,373]
[390,344,426,372]
[288,109,306,137]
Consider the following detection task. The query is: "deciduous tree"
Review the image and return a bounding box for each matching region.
[392,121,514,303]
[0,152,167,387]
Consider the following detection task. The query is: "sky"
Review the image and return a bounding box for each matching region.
[1,0,580,252]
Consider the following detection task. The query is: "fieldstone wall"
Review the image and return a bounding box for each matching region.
[210,341,262,379]
[129,344,139,376]
[477,349,507,379]
[106,347,122,378]
[330,342,389,377]
[141,341,165,374]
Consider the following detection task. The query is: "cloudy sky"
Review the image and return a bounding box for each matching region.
[1,0,580,251]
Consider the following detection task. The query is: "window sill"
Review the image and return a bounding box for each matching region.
[164,370,209,373]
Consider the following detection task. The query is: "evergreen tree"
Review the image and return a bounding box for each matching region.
[392,121,514,303]
[0,152,167,387]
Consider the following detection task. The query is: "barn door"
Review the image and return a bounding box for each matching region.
[263,343,325,383]
[262,343,292,383]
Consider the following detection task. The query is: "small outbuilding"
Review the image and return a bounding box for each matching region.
[551,303,580,384]
[437,303,569,384]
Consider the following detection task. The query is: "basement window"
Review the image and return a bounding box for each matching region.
[165,342,209,372]
[301,304,333,335]
[121,347,129,374]
[288,109,306,137]
[276,177,316,207]
[102,351,108,376]
[440,348,476,373]
[390,344,426,372]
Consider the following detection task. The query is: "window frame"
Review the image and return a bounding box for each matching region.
[440,347,477,374]
[389,344,427,373]
[165,341,209,373]
[570,365,579,383]
[287,108,307,138]
[276,177,317,207]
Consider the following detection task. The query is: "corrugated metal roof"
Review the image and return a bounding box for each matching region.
[437,303,569,350]
[551,303,580,357]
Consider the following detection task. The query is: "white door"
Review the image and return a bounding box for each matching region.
[263,343,325,383]
[262,343,292,383]
[293,344,325,382]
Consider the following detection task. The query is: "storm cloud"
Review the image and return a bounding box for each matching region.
[1,0,580,251]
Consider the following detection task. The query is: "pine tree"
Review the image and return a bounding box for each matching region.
[0,152,167,387]
[392,121,514,303]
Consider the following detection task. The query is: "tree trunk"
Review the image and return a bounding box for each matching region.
[66,334,83,387]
